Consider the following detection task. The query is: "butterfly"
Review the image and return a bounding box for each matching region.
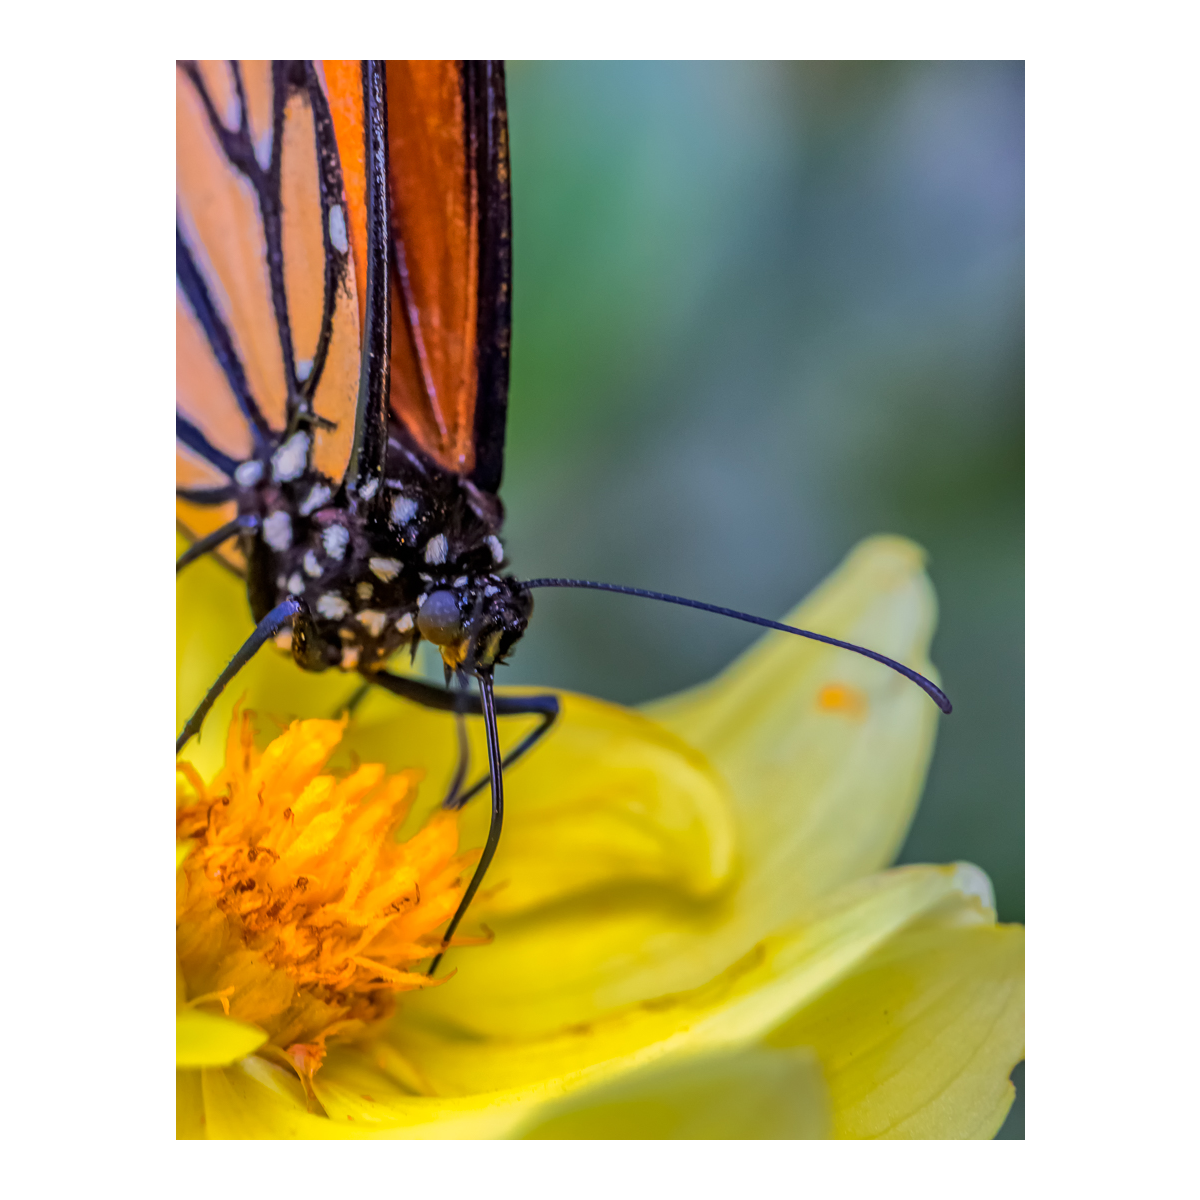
[176,60,950,972]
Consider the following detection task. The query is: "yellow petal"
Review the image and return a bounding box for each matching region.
[645,534,942,912]
[390,863,982,1089]
[201,1059,345,1139]
[176,1070,206,1139]
[332,682,747,1036]
[204,1050,621,1139]
[512,1045,829,1139]
[345,689,737,916]
[176,841,194,870]
[765,877,1025,1139]
[206,1030,827,1141]
[311,1046,569,1138]
[177,1008,268,1067]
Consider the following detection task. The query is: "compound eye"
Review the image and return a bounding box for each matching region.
[417,590,464,646]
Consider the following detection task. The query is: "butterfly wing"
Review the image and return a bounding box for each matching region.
[322,60,512,494]
[177,61,511,570]
[176,60,362,567]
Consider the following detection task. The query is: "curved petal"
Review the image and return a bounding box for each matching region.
[311,1048,586,1138]
[388,864,983,1089]
[202,1059,349,1139]
[177,1008,268,1067]
[644,535,942,910]
[512,1045,829,1139]
[343,689,737,916]
[765,876,1025,1139]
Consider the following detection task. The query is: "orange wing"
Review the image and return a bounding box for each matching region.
[321,61,512,492]
[177,60,512,570]
[176,60,361,565]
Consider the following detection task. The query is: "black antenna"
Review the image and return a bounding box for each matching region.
[520,578,952,714]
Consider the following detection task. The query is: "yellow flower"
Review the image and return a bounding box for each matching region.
[176,709,478,1103]
[177,534,1024,1138]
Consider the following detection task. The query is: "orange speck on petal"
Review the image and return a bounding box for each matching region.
[816,682,869,720]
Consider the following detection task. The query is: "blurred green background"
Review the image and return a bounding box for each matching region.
[495,61,1024,1136]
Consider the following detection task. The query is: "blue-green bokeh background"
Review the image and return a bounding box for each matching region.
[495,61,1024,1135]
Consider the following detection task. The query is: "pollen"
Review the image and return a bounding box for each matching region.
[176,709,478,1082]
[816,682,869,720]
[438,639,470,669]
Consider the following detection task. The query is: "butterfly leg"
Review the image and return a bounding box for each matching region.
[443,691,559,810]
[175,597,306,752]
[339,681,372,717]
[176,514,259,574]
[366,670,560,809]
[443,707,471,808]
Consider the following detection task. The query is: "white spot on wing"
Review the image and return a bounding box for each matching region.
[369,557,401,582]
[391,495,419,525]
[396,612,414,633]
[453,576,468,588]
[322,524,350,561]
[263,511,292,551]
[358,477,379,501]
[424,533,448,565]
[486,535,504,564]
[219,67,242,130]
[340,645,360,671]
[328,204,348,254]
[357,610,387,638]
[271,432,310,482]
[287,572,305,595]
[317,593,350,620]
[235,460,264,488]
[356,581,373,601]
[303,549,322,577]
[254,128,272,171]
[295,358,313,383]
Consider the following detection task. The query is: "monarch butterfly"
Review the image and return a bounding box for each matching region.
[176,59,950,972]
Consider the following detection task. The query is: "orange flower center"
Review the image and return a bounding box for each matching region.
[176,709,477,1083]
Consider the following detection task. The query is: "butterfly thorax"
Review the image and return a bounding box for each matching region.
[235,424,532,675]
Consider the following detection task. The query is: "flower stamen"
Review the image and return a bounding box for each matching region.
[176,708,479,1079]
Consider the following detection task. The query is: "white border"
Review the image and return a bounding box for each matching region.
[8,0,1194,1187]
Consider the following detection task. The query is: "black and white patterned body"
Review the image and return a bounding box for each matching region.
[237,421,532,676]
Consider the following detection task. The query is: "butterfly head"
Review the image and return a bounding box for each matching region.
[417,575,532,672]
